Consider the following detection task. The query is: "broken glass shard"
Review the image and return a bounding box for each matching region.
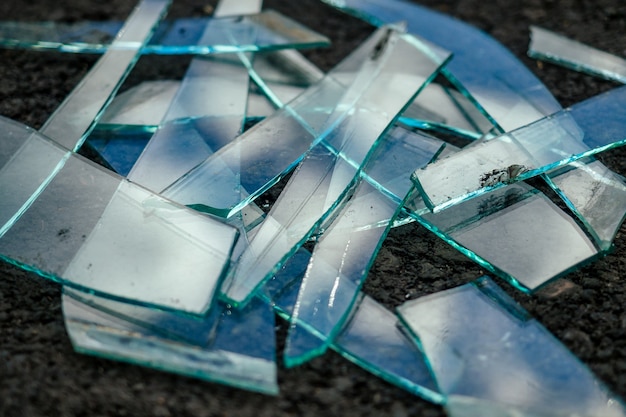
[213,0,263,17]
[266,260,442,403]
[544,159,626,251]
[412,86,626,213]
[406,182,600,293]
[0,10,329,55]
[39,0,171,151]
[218,28,451,307]
[284,129,444,366]
[529,26,626,85]
[63,290,278,395]
[162,25,449,219]
[397,276,626,417]
[0,117,237,313]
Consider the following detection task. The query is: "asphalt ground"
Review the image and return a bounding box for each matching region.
[0,0,625,416]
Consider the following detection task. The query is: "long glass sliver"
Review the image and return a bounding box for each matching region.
[0,10,329,55]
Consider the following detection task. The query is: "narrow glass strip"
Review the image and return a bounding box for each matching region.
[0,10,329,55]
[0,118,238,314]
[39,0,171,151]
[529,26,626,85]
[284,129,444,366]
[412,86,626,213]
[397,276,626,417]
[220,29,451,306]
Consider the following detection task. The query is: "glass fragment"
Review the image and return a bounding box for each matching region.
[544,160,626,251]
[529,26,626,85]
[265,257,442,403]
[0,117,238,314]
[324,0,626,249]
[284,129,444,366]
[405,181,601,292]
[219,28,451,306]
[397,276,626,417]
[412,86,626,213]
[63,290,279,395]
[0,10,329,55]
[39,0,171,151]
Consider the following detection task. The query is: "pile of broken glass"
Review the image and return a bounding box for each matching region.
[1,0,626,414]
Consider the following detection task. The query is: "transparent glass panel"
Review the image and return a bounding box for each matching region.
[39,0,171,151]
[544,160,626,251]
[397,276,626,417]
[284,129,444,366]
[0,10,329,55]
[0,118,237,314]
[405,182,600,293]
[63,290,278,395]
[219,29,451,307]
[529,26,626,85]
[412,86,626,212]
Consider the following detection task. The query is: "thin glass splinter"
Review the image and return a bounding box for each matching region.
[412,86,626,212]
[218,28,451,307]
[0,117,238,314]
[397,276,626,417]
[284,129,444,366]
[529,26,626,85]
[0,10,329,55]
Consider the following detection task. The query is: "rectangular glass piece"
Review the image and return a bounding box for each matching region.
[405,182,600,293]
[219,29,450,306]
[63,290,278,395]
[0,117,238,314]
[0,10,329,55]
[39,0,171,151]
[412,86,626,212]
[397,276,626,417]
[529,26,626,85]
[284,128,444,366]
[544,159,626,251]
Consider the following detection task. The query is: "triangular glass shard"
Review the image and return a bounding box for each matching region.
[86,126,154,176]
[412,87,626,213]
[39,0,171,151]
[528,26,626,85]
[0,117,238,314]
[284,128,444,366]
[63,289,279,395]
[0,10,329,55]
[543,160,626,251]
[397,276,626,417]
[405,182,600,293]
[218,28,451,307]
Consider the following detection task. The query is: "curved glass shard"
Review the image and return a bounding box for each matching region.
[529,26,626,85]
[397,276,626,417]
[219,29,451,307]
[412,87,626,213]
[0,117,237,314]
[406,182,600,293]
[284,129,444,366]
[63,290,278,395]
[39,0,171,151]
[0,10,329,55]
